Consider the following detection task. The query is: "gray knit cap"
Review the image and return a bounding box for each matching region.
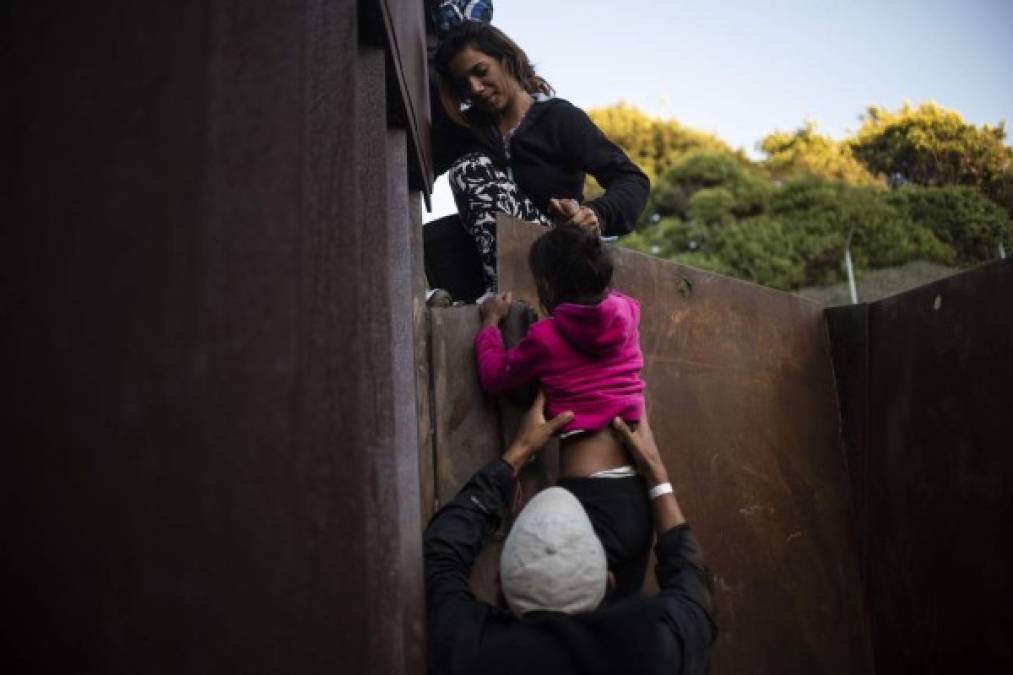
[500,487,607,616]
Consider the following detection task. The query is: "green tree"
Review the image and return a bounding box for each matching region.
[650,151,771,222]
[622,217,710,260]
[625,177,957,290]
[614,102,1008,291]
[886,185,1011,264]
[588,103,736,183]
[768,178,954,274]
[760,122,883,186]
[849,102,1013,208]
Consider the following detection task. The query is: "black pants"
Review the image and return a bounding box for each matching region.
[558,475,653,601]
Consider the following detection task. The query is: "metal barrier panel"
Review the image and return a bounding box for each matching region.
[828,259,1013,673]
[376,0,432,191]
[5,1,426,672]
[427,217,873,673]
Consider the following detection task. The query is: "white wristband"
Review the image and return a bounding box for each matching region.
[648,482,673,500]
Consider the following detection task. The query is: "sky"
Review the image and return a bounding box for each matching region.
[425,0,1013,221]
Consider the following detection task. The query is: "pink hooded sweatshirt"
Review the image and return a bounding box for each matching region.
[474,291,645,433]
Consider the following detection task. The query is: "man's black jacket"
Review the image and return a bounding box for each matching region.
[424,460,717,675]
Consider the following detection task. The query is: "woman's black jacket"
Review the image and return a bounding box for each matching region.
[433,98,650,236]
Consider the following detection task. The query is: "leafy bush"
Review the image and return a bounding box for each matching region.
[604,102,1012,290]
[761,122,883,186]
[647,151,772,222]
[626,177,959,290]
[588,103,734,183]
[688,187,736,226]
[849,102,1013,212]
[886,185,1011,264]
[713,216,809,289]
[623,217,709,259]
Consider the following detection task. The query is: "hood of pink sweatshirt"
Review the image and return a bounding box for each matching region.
[551,292,639,356]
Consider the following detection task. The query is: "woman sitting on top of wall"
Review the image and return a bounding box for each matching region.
[432,21,650,295]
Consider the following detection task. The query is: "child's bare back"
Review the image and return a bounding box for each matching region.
[559,428,632,478]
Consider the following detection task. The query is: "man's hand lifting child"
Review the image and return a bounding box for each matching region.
[480,290,513,328]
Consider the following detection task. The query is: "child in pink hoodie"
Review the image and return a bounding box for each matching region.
[474,223,652,600]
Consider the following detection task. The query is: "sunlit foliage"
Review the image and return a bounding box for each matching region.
[603,101,1011,290]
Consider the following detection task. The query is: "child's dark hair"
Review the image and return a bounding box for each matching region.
[528,224,613,310]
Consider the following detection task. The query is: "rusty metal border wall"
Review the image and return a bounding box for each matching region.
[827,259,1013,672]
[5,1,429,672]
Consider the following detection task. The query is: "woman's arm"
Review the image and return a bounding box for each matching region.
[558,103,650,236]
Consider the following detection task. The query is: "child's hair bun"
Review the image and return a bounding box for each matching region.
[529,223,613,305]
[582,228,604,255]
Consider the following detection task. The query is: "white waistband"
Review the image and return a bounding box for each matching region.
[588,465,638,479]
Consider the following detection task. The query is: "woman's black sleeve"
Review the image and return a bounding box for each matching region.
[559,103,651,236]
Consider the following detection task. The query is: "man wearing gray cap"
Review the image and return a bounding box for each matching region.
[424,392,716,674]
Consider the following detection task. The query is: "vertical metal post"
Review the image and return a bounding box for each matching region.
[845,226,859,305]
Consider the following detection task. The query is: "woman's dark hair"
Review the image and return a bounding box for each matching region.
[528,224,613,311]
[434,22,554,127]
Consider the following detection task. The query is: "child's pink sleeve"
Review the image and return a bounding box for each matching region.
[474,324,550,395]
